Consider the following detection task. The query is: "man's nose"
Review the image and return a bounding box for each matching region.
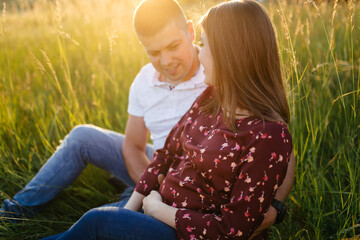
[160,51,172,66]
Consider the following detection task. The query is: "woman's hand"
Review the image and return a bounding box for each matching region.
[142,190,163,217]
[142,190,177,228]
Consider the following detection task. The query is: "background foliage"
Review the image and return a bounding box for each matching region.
[0,0,359,239]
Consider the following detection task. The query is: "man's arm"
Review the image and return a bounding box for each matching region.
[122,115,151,183]
[250,151,296,238]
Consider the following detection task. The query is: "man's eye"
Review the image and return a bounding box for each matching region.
[149,52,160,56]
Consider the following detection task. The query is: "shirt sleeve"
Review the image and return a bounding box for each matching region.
[174,122,292,240]
[127,74,143,117]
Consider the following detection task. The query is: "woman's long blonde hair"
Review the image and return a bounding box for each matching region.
[201,0,290,131]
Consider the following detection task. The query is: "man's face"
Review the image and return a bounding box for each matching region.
[138,21,197,83]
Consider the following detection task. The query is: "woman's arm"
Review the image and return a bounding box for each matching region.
[134,91,206,197]
[173,122,293,239]
[142,175,177,228]
[124,191,146,212]
[142,190,177,228]
[250,151,295,238]
[139,151,296,233]
[272,151,296,202]
[134,122,185,196]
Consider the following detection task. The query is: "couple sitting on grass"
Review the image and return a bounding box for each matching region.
[0,0,295,239]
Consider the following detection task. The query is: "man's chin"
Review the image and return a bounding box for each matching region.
[164,74,184,83]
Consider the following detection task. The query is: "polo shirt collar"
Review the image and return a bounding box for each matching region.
[150,64,204,90]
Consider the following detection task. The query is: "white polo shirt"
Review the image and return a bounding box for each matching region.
[128,63,207,150]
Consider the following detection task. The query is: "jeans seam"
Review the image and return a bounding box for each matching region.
[17,149,80,204]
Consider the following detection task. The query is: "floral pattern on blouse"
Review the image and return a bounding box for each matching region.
[135,87,293,240]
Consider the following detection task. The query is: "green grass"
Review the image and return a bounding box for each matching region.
[0,0,359,239]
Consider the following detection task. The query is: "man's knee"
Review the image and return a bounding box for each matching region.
[69,124,96,137]
[68,208,103,232]
[81,207,119,225]
[81,207,101,223]
[55,124,98,153]
[65,124,98,145]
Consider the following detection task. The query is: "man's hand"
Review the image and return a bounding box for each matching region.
[249,206,277,239]
[260,206,277,228]
[158,174,165,185]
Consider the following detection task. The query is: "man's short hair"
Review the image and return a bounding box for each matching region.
[134,0,188,37]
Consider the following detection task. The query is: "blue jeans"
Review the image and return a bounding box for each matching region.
[40,208,177,240]
[1,124,155,220]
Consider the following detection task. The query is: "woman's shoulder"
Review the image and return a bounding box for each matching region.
[236,117,292,143]
[235,117,293,165]
[197,86,213,101]
[188,86,213,109]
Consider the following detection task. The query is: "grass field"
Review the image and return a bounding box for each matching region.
[0,0,359,239]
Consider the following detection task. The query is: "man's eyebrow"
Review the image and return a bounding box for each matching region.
[166,39,182,48]
[147,39,182,53]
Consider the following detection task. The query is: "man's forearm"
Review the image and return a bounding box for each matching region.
[122,144,151,183]
[122,115,152,183]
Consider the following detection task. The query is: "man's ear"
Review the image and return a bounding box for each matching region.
[187,20,195,41]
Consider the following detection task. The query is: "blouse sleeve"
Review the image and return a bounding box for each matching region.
[174,122,292,240]
[135,87,211,196]
[134,116,186,196]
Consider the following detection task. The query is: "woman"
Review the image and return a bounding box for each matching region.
[42,1,292,239]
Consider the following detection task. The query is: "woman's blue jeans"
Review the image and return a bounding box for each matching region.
[41,207,177,240]
[1,124,155,219]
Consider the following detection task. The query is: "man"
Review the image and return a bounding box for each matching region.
[1,0,294,235]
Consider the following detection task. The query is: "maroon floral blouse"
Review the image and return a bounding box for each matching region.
[135,87,293,239]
